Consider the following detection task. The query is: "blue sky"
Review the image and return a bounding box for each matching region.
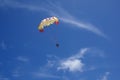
[0,0,120,80]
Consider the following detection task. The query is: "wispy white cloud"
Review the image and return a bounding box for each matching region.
[58,58,84,72]
[33,71,74,80]
[30,48,89,80]
[0,0,107,38]
[0,75,9,80]
[12,67,23,78]
[12,70,21,77]
[60,18,106,38]
[31,47,106,80]
[46,48,105,72]
[0,40,14,50]
[33,72,60,79]
[0,0,45,11]
[0,41,7,50]
[101,72,110,80]
[57,48,89,72]
[98,72,110,80]
[44,2,107,38]
[0,62,2,65]
[69,48,89,59]
[0,77,9,80]
[17,56,29,62]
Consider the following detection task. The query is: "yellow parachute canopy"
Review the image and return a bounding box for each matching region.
[38,16,59,32]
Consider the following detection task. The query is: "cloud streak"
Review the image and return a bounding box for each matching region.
[100,72,110,80]
[44,2,107,38]
[17,56,29,62]
[0,0,45,11]
[69,48,89,59]
[29,47,106,80]
[60,18,106,37]
[0,0,107,38]
[0,75,9,80]
[47,47,105,72]
[0,41,7,50]
[33,72,60,79]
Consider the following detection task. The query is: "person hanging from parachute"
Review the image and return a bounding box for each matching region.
[38,16,59,47]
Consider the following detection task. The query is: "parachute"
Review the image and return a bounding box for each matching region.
[38,16,59,32]
[38,16,60,47]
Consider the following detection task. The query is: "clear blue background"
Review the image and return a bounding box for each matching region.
[0,0,120,80]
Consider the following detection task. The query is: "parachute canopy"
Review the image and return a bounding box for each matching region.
[38,16,59,32]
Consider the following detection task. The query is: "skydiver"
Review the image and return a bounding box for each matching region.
[56,43,59,48]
